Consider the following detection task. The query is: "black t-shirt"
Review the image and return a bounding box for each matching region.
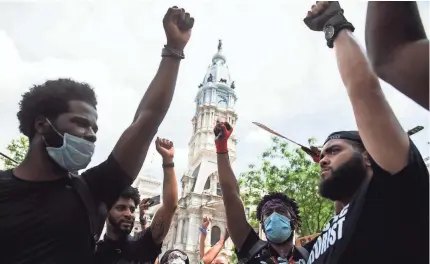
[0,154,133,264]
[237,229,308,264]
[94,228,162,264]
[307,141,429,264]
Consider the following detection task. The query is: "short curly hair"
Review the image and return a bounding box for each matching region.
[17,78,97,139]
[256,192,301,227]
[119,186,141,207]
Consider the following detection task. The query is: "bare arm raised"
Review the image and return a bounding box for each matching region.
[365,1,429,110]
[83,7,194,208]
[214,122,252,250]
[304,1,410,175]
[112,7,194,179]
[150,138,178,245]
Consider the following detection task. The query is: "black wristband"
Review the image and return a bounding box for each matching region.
[162,162,174,168]
[216,151,228,154]
[326,23,355,48]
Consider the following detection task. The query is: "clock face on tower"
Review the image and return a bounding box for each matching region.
[217,95,227,108]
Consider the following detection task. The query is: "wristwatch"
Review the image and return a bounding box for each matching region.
[162,162,174,168]
[324,22,355,48]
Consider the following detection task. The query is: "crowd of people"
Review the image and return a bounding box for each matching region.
[0,1,428,264]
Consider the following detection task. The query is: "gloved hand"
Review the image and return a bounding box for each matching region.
[304,1,355,48]
[304,1,346,31]
[213,121,233,154]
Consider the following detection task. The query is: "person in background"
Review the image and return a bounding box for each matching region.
[139,198,152,231]
[159,249,190,264]
[199,216,230,264]
[95,137,179,264]
[303,2,429,263]
[365,1,429,110]
[213,118,311,263]
[212,253,230,264]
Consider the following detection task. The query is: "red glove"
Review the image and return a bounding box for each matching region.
[214,122,233,153]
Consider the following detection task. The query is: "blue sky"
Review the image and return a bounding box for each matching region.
[0,0,428,183]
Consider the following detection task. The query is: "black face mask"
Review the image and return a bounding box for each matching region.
[319,152,367,201]
[108,214,134,235]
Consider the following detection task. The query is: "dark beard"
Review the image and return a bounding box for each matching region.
[108,215,134,235]
[319,153,366,201]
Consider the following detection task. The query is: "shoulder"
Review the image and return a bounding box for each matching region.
[125,229,161,262]
[132,228,162,251]
[236,229,268,260]
[369,139,429,196]
[373,139,428,178]
[81,154,127,178]
[0,170,13,181]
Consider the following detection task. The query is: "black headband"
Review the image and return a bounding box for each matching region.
[324,130,363,146]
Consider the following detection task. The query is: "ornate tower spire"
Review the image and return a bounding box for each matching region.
[183,39,239,196]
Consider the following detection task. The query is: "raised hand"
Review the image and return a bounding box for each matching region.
[156,137,174,162]
[140,198,152,213]
[202,216,211,229]
[304,1,354,48]
[163,6,194,50]
[213,121,233,154]
[304,1,337,31]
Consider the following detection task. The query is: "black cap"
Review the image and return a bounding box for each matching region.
[324,130,363,146]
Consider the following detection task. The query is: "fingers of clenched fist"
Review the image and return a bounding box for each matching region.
[202,216,211,228]
[308,1,330,17]
[156,137,174,149]
[164,6,194,31]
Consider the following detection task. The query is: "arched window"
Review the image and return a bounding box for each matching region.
[211,226,221,246]
[216,182,222,196]
[204,177,211,190]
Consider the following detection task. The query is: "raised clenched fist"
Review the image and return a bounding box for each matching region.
[156,137,174,161]
[304,1,343,31]
[163,6,194,50]
[201,216,211,229]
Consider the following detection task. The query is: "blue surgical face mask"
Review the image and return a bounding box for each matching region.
[263,212,292,244]
[44,119,95,173]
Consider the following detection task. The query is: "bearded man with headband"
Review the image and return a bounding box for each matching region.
[302,2,429,264]
[213,120,309,263]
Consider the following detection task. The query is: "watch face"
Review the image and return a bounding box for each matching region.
[325,26,335,40]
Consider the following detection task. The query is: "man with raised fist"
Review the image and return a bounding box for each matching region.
[304,2,429,264]
[95,137,179,264]
[0,6,193,264]
[213,122,309,263]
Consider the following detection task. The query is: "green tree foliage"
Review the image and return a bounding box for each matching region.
[238,136,333,236]
[229,246,238,263]
[0,136,29,170]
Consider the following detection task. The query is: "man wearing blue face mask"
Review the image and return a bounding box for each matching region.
[237,193,309,264]
[0,6,194,264]
[213,122,309,264]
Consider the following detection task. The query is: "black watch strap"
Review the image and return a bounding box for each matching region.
[323,12,355,48]
[325,22,355,48]
[162,162,174,168]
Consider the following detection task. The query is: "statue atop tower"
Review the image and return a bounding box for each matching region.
[162,39,238,263]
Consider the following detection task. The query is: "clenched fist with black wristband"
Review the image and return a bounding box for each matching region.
[304,1,355,48]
